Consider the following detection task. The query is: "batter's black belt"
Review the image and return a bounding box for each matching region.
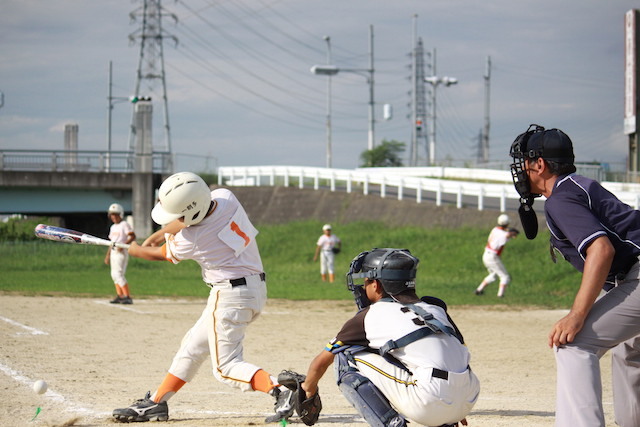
[230,272,266,287]
[432,368,448,380]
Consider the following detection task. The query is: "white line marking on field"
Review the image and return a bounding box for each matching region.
[0,315,48,335]
[0,360,98,416]
[93,300,149,314]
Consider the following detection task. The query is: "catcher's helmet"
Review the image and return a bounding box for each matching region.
[152,172,212,226]
[107,203,124,217]
[497,214,510,227]
[347,248,419,297]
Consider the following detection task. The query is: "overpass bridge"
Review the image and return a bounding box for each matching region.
[0,149,171,237]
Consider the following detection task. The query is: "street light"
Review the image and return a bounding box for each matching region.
[424,74,458,165]
[323,35,332,169]
[310,25,375,152]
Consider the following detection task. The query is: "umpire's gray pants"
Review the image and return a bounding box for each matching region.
[555,262,640,427]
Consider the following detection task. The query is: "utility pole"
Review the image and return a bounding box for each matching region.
[410,15,428,166]
[128,0,177,159]
[481,56,491,163]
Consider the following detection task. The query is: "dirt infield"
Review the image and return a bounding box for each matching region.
[0,296,615,427]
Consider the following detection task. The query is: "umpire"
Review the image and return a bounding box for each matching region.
[509,124,640,427]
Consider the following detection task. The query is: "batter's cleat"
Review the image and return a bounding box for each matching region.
[121,297,133,304]
[110,296,123,304]
[112,391,169,422]
[265,386,295,423]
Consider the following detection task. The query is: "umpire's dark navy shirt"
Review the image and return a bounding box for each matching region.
[545,173,640,282]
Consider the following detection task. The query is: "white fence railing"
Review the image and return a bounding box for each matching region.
[218,166,640,211]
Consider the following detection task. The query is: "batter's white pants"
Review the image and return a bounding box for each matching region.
[346,351,479,426]
[554,261,640,427]
[109,248,129,285]
[166,274,267,392]
[482,250,510,285]
[320,250,335,275]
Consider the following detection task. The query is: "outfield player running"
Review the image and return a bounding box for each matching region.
[112,172,294,423]
[510,125,640,427]
[297,248,479,427]
[105,203,136,304]
[313,224,341,282]
[475,214,518,297]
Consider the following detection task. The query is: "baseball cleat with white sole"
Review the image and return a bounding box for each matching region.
[113,391,168,422]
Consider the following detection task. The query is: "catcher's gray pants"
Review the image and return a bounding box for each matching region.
[554,262,640,427]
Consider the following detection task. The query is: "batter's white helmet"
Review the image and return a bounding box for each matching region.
[152,172,212,226]
[497,214,510,226]
[108,203,124,217]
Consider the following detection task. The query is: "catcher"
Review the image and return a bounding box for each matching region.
[282,248,480,426]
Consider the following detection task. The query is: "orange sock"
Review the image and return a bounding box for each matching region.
[122,283,130,297]
[250,369,276,393]
[153,373,186,402]
[114,284,124,297]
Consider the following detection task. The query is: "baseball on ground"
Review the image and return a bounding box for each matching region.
[33,380,47,395]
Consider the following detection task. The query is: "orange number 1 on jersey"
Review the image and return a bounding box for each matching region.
[230,221,250,247]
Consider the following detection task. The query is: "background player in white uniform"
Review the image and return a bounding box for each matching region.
[313,224,341,282]
[104,203,136,304]
[298,248,480,427]
[475,214,518,297]
[112,172,294,423]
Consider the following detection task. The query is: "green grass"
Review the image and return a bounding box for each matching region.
[0,220,582,308]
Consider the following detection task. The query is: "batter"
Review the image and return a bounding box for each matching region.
[112,172,294,423]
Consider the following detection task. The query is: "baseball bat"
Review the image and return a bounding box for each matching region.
[34,224,130,249]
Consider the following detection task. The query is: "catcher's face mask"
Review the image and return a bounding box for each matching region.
[346,248,418,310]
[346,250,374,310]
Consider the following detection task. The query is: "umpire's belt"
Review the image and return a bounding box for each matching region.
[229,272,266,287]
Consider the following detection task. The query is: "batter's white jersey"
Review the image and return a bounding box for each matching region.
[163,188,263,283]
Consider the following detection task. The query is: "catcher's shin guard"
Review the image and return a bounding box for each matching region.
[335,353,406,427]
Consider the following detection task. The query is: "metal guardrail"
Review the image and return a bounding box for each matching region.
[218,165,640,211]
[0,150,173,174]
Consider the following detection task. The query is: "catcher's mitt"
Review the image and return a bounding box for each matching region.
[277,370,322,426]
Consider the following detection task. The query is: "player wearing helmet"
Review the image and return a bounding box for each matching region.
[105,203,136,304]
[112,172,294,423]
[475,213,519,297]
[291,248,479,427]
[510,124,640,426]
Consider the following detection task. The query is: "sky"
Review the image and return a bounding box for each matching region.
[0,0,637,172]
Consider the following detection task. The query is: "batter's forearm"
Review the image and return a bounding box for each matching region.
[128,242,166,261]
